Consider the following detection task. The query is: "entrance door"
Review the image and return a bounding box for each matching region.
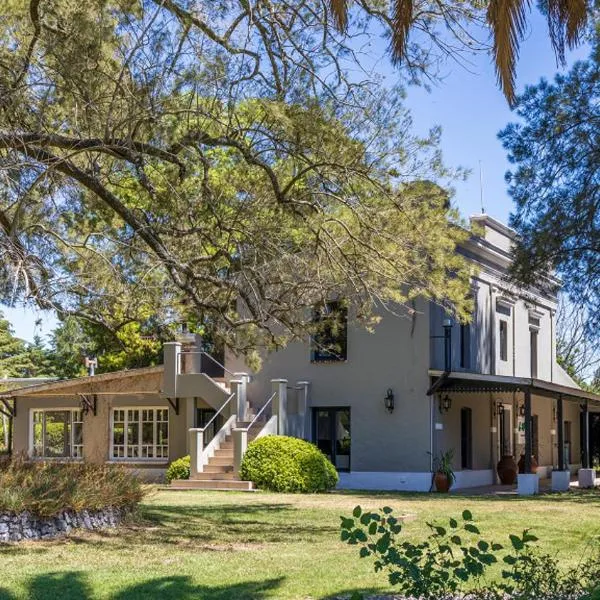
[498,404,513,457]
[196,408,223,447]
[313,408,350,471]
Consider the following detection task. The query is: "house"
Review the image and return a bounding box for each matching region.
[3,215,599,493]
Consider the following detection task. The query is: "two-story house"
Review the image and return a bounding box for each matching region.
[3,215,599,493]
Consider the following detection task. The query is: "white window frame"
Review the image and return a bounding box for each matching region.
[110,407,169,462]
[28,408,84,460]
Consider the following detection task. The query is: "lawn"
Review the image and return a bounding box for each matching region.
[0,488,599,599]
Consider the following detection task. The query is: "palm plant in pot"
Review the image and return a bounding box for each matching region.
[432,449,456,493]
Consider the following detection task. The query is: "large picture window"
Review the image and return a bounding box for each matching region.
[311,301,348,362]
[111,408,169,460]
[31,409,83,459]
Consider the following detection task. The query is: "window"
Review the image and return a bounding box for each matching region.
[31,409,83,459]
[111,408,169,460]
[313,408,350,471]
[460,407,473,469]
[460,323,471,369]
[530,329,538,378]
[311,301,348,362]
[499,320,508,362]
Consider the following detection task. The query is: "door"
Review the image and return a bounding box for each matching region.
[460,407,473,469]
[313,408,350,471]
[196,408,223,447]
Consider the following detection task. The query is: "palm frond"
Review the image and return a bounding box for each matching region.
[487,0,531,106]
[390,0,414,64]
[545,0,587,62]
[329,0,349,30]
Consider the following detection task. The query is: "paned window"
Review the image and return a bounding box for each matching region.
[111,408,169,460]
[31,409,83,459]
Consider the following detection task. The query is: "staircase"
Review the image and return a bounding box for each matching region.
[170,415,262,492]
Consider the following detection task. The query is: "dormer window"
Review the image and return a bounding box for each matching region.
[311,301,348,363]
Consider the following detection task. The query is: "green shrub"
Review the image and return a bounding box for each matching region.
[166,455,190,483]
[240,435,338,493]
[0,458,144,517]
[341,507,600,600]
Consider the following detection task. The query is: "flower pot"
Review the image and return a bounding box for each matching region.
[434,472,452,493]
[517,454,538,474]
[496,455,518,485]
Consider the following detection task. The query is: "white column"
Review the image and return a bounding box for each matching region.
[163,342,182,397]
[188,428,205,477]
[296,381,310,439]
[272,379,288,435]
[233,427,248,475]
[185,398,195,453]
[232,373,248,421]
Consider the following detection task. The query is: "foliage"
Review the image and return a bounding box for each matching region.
[341,506,600,599]
[432,449,456,485]
[166,455,190,483]
[328,0,589,105]
[0,0,476,359]
[0,457,144,517]
[240,435,338,493]
[500,58,600,341]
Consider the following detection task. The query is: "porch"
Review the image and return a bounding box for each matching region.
[429,370,600,495]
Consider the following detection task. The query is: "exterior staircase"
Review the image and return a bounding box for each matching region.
[170,414,262,491]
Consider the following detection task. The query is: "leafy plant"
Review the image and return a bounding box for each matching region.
[340,506,600,600]
[240,436,338,493]
[166,455,191,483]
[432,449,456,485]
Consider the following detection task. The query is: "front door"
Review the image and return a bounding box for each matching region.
[498,404,513,457]
[313,408,350,471]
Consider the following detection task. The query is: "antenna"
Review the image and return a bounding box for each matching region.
[479,160,485,214]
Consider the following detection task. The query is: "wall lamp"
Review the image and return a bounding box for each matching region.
[519,403,526,417]
[439,394,452,414]
[494,402,504,417]
[384,388,395,413]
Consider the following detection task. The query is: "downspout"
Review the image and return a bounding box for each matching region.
[489,285,496,375]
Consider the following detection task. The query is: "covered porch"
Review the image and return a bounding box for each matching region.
[429,370,600,495]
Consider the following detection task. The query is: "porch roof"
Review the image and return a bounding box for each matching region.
[427,369,600,406]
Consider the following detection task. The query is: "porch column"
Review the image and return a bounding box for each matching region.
[578,400,596,488]
[271,379,288,435]
[552,394,570,491]
[524,388,532,474]
[557,394,564,471]
[231,373,249,422]
[163,342,182,397]
[582,401,590,469]
[296,381,310,439]
[189,428,205,477]
[517,387,538,495]
[233,427,248,475]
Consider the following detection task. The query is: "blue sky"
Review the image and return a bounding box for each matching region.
[2,10,592,343]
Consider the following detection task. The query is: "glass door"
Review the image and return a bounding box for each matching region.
[313,408,350,471]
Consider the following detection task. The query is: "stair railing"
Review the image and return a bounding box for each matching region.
[189,392,236,476]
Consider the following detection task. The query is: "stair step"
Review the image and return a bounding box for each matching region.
[192,471,238,481]
[214,448,234,458]
[204,464,234,473]
[220,441,233,449]
[209,457,235,466]
[170,479,254,491]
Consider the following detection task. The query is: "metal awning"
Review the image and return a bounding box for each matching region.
[427,370,600,406]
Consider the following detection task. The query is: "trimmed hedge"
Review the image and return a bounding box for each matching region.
[0,458,144,518]
[240,436,338,493]
[166,455,190,483]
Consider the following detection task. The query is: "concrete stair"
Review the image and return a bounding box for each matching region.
[169,421,263,491]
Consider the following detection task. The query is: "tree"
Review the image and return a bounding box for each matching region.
[499,55,600,339]
[329,0,589,104]
[0,1,474,362]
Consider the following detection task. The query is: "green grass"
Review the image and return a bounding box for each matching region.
[0,487,599,599]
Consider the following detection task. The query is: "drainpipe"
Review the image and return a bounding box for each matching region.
[489,285,496,375]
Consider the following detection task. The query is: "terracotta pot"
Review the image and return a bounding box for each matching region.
[434,472,452,493]
[517,454,538,474]
[496,455,518,485]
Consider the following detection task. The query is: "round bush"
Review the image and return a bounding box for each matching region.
[240,436,338,493]
[166,455,190,483]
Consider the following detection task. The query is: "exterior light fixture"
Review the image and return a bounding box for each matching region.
[384,388,395,413]
[496,402,504,417]
[439,394,452,413]
[519,403,526,417]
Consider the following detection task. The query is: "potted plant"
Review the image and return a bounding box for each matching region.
[432,449,456,493]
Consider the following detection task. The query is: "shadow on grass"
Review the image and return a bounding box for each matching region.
[0,573,285,600]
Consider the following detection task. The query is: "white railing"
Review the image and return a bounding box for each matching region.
[189,393,235,475]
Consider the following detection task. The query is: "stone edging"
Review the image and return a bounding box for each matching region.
[0,506,130,542]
